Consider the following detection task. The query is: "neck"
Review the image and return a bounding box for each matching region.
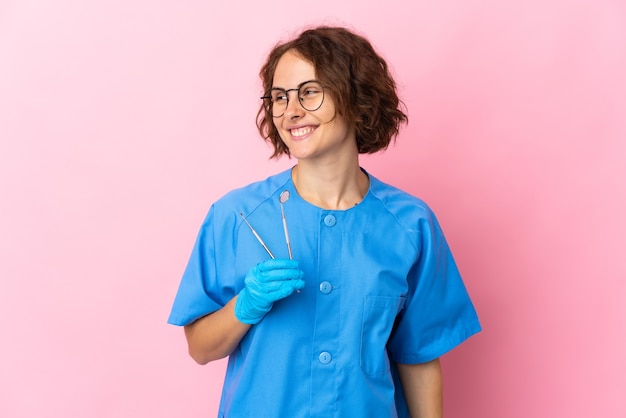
[292,157,369,210]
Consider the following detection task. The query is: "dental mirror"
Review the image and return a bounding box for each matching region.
[279,190,293,259]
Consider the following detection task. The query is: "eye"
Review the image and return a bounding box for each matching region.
[271,89,288,103]
[299,82,323,99]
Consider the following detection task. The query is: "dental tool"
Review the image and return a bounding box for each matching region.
[279,190,293,260]
[240,202,300,293]
[240,212,275,259]
[278,190,300,293]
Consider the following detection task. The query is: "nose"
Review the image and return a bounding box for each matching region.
[283,90,304,119]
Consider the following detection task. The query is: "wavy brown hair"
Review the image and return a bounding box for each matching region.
[256,26,408,158]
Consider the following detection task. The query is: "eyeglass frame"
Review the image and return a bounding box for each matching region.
[260,80,325,118]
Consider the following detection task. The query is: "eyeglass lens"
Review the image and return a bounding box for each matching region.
[264,81,324,117]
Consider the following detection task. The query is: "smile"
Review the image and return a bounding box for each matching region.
[290,126,315,138]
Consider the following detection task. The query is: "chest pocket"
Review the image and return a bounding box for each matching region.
[360,295,405,376]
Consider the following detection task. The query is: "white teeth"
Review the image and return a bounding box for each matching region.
[291,126,313,137]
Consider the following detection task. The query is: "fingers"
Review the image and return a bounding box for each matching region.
[271,279,305,299]
[252,258,303,284]
[257,258,300,272]
[253,277,305,295]
[257,267,303,283]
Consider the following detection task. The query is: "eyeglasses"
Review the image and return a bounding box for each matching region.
[261,80,325,118]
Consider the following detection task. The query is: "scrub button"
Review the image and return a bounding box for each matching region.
[318,352,332,364]
[323,215,336,227]
[319,281,333,294]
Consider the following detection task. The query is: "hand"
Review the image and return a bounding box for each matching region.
[234,259,305,324]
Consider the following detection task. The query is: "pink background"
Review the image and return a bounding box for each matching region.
[1,1,625,417]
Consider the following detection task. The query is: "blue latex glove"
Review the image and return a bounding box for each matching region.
[234,259,305,324]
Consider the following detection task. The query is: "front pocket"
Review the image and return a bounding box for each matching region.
[360,295,405,376]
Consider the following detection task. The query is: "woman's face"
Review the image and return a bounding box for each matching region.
[271,50,356,163]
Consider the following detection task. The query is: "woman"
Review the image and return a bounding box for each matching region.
[168,26,481,418]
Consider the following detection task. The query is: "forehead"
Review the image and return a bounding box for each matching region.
[272,50,316,88]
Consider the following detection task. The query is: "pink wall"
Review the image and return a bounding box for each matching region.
[1,1,624,417]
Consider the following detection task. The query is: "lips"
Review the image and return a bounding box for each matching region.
[290,126,315,138]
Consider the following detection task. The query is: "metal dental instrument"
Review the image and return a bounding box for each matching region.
[279,190,293,260]
[278,190,299,293]
[240,212,275,259]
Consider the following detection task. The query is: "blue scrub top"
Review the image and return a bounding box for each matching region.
[168,168,481,418]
